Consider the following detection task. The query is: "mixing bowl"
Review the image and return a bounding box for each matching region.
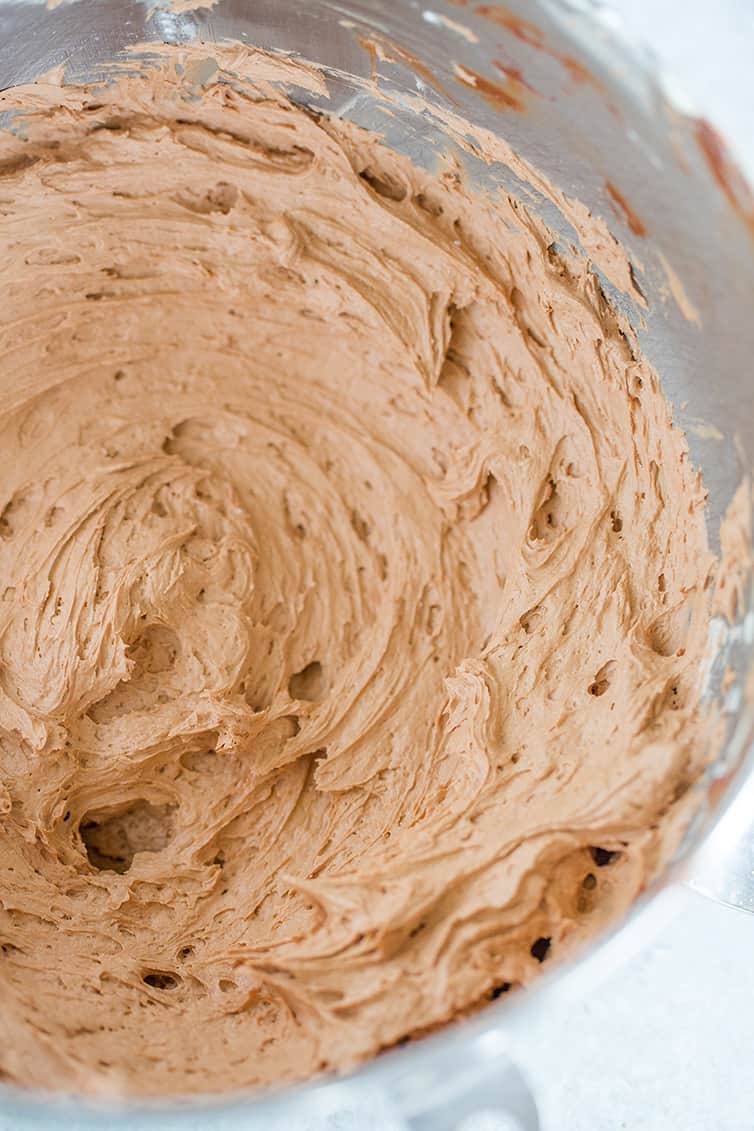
[0,0,752,1127]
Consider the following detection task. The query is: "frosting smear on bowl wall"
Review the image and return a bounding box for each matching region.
[0,47,722,1094]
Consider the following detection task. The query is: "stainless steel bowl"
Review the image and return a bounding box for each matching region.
[0,1,752,1127]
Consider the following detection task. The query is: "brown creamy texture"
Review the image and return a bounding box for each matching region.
[0,48,719,1095]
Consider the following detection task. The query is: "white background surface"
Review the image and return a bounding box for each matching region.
[516,889,754,1131]
[609,0,754,181]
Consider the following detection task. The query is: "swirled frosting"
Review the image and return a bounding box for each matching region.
[0,48,716,1095]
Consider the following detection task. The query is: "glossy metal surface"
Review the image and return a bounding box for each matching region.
[0,0,752,1126]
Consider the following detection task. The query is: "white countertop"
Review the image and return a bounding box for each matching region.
[517,889,754,1131]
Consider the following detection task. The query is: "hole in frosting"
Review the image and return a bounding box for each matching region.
[628,372,644,401]
[426,604,442,635]
[588,660,615,697]
[545,240,574,279]
[88,624,182,724]
[180,747,218,773]
[530,477,560,540]
[350,509,370,542]
[174,181,239,215]
[590,846,621,867]
[283,490,308,539]
[288,661,324,702]
[475,471,500,519]
[413,190,444,217]
[489,981,512,1000]
[647,606,688,657]
[207,181,238,214]
[162,420,193,456]
[519,605,543,635]
[358,166,407,202]
[610,510,623,533]
[530,936,551,963]
[582,872,597,890]
[510,286,546,347]
[437,303,479,404]
[0,486,35,541]
[218,978,237,994]
[94,115,127,132]
[80,800,176,874]
[142,971,180,991]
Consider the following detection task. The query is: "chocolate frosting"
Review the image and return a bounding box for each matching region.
[0,49,717,1095]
